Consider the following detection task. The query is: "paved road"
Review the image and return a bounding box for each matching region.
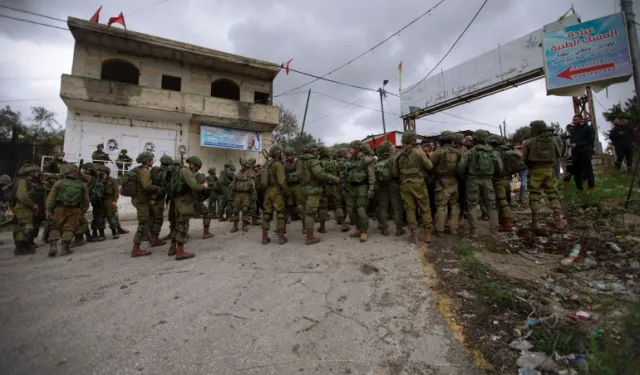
[0,219,479,375]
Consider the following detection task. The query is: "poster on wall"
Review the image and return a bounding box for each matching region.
[200,124,262,152]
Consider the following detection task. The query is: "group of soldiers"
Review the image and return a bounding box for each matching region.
[4,119,568,258]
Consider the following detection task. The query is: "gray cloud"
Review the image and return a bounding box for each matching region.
[0,0,636,146]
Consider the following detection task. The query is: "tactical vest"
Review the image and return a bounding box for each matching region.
[55,179,84,207]
[397,148,425,180]
[435,146,459,177]
[320,158,338,183]
[285,161,298,185]
[527,135,556,163]
[346,156,367,184]
[234,171,252,192]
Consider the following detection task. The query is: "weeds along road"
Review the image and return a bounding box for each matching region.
[0,219,479,375]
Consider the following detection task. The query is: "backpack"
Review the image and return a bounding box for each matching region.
[88,177,105,202]
[261,160,274,187]
[120,166,140,197]
[436,147,459,176]
[3,178,20,208]
[150,166,164,186]
[503,150,526,174]
[469,146,495,176]
[374,158,392,183]
[164,165,184,197]
[528,134,556,162]
[55,179,84,207]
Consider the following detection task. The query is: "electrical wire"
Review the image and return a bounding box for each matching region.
[0,14,68,31]
[312,91,393,115]
[0,4,66,23]
[286,68,378,93]
[274,0,449,97]
[0,98,60,103]
[441,111,498,128]
[128,0,174,17]
[307,93,373,125]
[405,0,488,92]
[383,96,403,129]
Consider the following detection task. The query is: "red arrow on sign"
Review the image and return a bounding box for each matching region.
[556,62,616,80]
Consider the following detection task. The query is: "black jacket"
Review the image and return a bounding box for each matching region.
[570,124,595,155]
[609,124,635,148]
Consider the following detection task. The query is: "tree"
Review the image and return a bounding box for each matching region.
[0,106,26,144]
[602,94,639,140]
[510,126,531,145]
[272,104,300,147]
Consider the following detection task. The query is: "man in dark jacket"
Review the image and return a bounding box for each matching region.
[610,115,635,172]
[568,114,595,193]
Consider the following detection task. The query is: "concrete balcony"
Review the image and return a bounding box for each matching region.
[60,74,280,132]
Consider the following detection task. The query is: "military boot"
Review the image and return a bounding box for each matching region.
[469,228,478,238]
[301,220,306,234]
[117,226,130,234]
[434,231,445,238]
[92,229,98,238]
[111,229,120,239]
[359,232,368,242]
[422,229,432,243]
[409,229,418,244]
[530,212,540,230]
[395,227,406,236]
[381,224,390,236]
[28,241,37,254]
[203,226,213,239]
[231,220,239,233]
[350,229,361,238]
[97,229,106,241]
[279,230,288,245]
[131,243,151,257]
[175,244,195,260]
[242,220,249,232]
[262,229,271,245]
[13,242,29,256]
[251,216,260,226]
[305,229,321,245]
[71,234,86,248]
[85,231,97,243]
[168,241,177,256]
[318,222,327,233]
[141,232,150,242]
[554,212,568,230]
[499,218,513,232]
[48,241,58,257]
[149,234,166,247]
[60,242,73,256]
[339,218,350,232]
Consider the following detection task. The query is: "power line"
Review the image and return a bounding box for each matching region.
[406,0,488,92]
[383,96,403,129]
[307,93,373,125]
[274,0,449,97]
[286,68,379,93]
[0,98,60,103]
[0,4,66,23]
[593,95,609,111]
[128,0,174,17]
[441,111,498,128]
[312,91,394,115]
[0,13,69,31]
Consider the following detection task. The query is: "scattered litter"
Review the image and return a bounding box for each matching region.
[516,351,547,372]
[442,268,460,275]
[491,335,501,341]
[538,237,548,244]
[553,285,570,296]
[456,290,476,300]
[630,260,640,270]
[610,282,626,291]
[567,311,591,320]
[509,338,533,351]
[582,257,598,268]
[518,251,539,264]
[606,242,623,253]
[561,244,582,266]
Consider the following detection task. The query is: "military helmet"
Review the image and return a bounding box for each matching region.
[454,133,464,146]
[121,149,128,154]
[401,130,417,145]
[284,146,296,156]
[208,167,216,174]
[529,120,548,136]
[136,152,154,164]
[487,134,505,146]
[60,163,78,177]
[473,130,490,143]
[160,155,173,166]
[186,156,203,168]
[439,131,455,142]
[377,141,392,156]
[269,145,283,158]
[302,142,319,154]
[348,140,363,150]
[97,143,104,148]
[0,174,11,184]
[98,165,111,174]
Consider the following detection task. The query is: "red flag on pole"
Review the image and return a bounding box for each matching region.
[89,6,102,23]
[398,61,403,70]
[284,58,293,75]
[107,12,126,29]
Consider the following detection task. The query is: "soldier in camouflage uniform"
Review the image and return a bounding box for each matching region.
[522,120,568,230]
[317,146,349,232]
[168,156,208,260]
[194,172,214,239]
[344,140,375,242]
[217,161,235,221]
[230,159,256,233]
[261,145,289,245]
[72,163,101,247]
[91,143,111,166]
[429,131,461,237]
[46,163,90,257]
[206,167,218,219]
[393,131,433,244]
[298,143,340,245]
[284,147,303,222]
[488,135,514,231]
[247,158,261,226]
[374,141,405,236]
[130,152,160,257]
[97,165,121,239]
[12,164,45,255]
[164,160,182,242]
[457,130,502,237]
[146,155,172,247]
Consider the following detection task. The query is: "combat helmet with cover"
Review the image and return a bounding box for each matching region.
[160,155,173,166]
[401,130,417,145]
[284,146,296,156]
[302,142,318,154]
[349,140,363,150]
[529,120,548,136]
[208,167,217,175]
[269,145,283,159]
[186,156,202,169]
[473,130,490,144]
[487,134,505,146]
[136,152,154,164]
[439,131,455,143]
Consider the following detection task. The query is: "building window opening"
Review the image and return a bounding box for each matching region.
[100,59,139,85]
[210,78,240,100]
[162,75,182,91]
[254,91,270,104]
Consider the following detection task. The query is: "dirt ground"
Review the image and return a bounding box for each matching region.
[0,218,480,375]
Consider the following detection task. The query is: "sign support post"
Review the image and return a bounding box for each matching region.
[621,0,640,111]
[299,89,311,140]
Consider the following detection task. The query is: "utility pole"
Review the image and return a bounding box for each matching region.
[499,124,503,137]
[379,88,387,136]
[622,0,640,111]
[298,89,311,140]
[503,118,507,139]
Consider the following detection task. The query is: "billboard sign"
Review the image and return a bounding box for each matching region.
[400,15,578,116]
[200,124,262,152]
[543,13,632,95]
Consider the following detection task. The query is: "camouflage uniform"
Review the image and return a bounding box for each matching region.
[94,165,121,239]
[284,147,303,221]
[206,168,218,218]
[73,164,100,247]
[522,120,567,230]
[130,152,160,257]
[261,145,289,245]
[457,130,502,237]
[147,155,173,247]
[375,142,405,236]
[12,164,45,255]
[315,146,345,233]
[393,131,433,244]
[247,158,261,226]
[488,135,514,231]
[430,131,461,236]
[217,162,235,221]
[344,141,375,242]
[194,172,214,239]
[231,159,256,232]
[91,144,111,166]
[115,150,133,177]
[46,164,90,257]
[299,143,340,245]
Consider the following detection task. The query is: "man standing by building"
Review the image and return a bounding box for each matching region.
[522,120,568,230]
[92,143,111,166]
[98,165,121,239]
[488,135,516,231]
[194,172,214,239]
[206,167,218,219]
[115,149,133,176]
[430,131,461,237]
[128,152,159,257]
[12,164,45,255]
[569,114,596,193]
[393,131,433,244]
[374,141,405,236]
[261,145,289,245]
[344,141,375,242]
[610,115,635,172]
[231,159,256,233]
[217,162,235,221]
[457,130,502,238]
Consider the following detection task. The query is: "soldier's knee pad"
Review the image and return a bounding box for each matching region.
[262,213,273,222]
[356,207,367,217]
[276,211,286,220]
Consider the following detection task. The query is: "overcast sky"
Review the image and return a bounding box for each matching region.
[0,0,636,146]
